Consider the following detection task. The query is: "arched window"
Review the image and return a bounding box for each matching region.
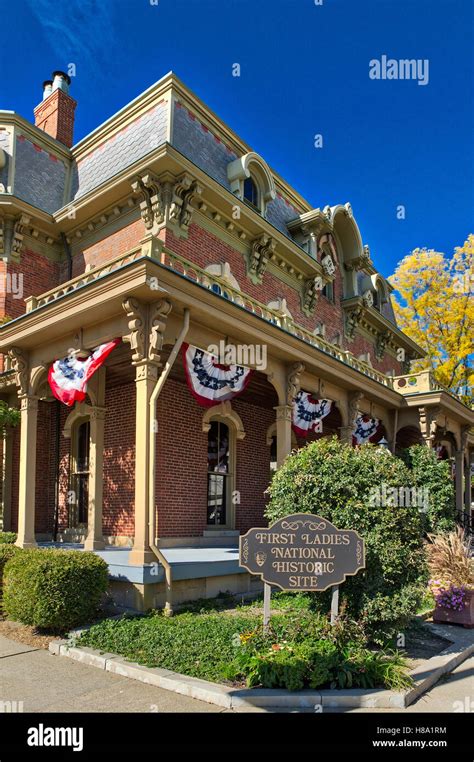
[70,419,90,528]
[207,420,231,526]
[243,177,260,210]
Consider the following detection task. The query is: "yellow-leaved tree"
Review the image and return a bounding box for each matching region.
[389,235,473,406]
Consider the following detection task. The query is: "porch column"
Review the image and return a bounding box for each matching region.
[84,407,106,551]
[339,426,353,445]
[464,451,472,522]
[16,396,39,548]
[455,448,464,518]
[1,428,14,531]
[130,361,158,565]
[274,405,293,467]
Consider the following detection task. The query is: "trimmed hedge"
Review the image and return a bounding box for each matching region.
[0,532,17,544]
[266,437,428,643]
[3,549,108,632]
[0,544,22,612]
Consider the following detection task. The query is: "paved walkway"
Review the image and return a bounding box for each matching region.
[0,635,223,713]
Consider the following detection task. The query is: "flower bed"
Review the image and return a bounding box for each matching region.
[78,594,413,691]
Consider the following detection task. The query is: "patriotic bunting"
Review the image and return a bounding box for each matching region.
[182,342,253,407]
[292,391,332,437]
[48,339,121,407]
[352,414,381,445]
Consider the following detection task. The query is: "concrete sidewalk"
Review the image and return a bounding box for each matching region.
[0,635,223,713]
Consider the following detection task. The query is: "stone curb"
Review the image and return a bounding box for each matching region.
[49,629,473,710]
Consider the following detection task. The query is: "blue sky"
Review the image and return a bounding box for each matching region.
[1,0,472,278]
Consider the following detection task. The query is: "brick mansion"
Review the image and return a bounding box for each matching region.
[0,71,472,610]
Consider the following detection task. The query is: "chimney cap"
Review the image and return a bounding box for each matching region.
[52,70,71,86]
[42,79,53,89]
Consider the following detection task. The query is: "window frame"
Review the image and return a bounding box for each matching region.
[206,417,236,529]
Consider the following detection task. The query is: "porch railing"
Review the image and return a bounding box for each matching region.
[393,370,454,397]
[159,248,394,389]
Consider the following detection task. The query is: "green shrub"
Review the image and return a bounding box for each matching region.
[0,544,22,612]
[266,437,428,643]
[230,629,411,691]
[400,445,456,533]
[3,549,108,632]
[0,532,17,544]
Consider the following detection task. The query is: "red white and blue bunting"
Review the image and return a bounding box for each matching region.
[292,391,332,438]
[48,338,121,407]
[182,342,253,407]
[352,414,381,445]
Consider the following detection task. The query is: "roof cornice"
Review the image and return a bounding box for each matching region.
[0,112,71,161]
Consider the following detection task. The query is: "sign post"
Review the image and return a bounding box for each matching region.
[263,582,271,632]
[239,513,365,629]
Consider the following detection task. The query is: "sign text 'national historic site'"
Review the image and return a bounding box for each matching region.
[239,513,365,591]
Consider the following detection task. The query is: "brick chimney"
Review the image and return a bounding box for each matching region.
[34,71,77,148]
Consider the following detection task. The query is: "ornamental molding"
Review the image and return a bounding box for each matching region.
[148,299,172,364]
[202,400,246,440]
[8,346,29,397]
[348,391,363,428]
[247,233,276,284]
[131,170,203,238]
[301,275,322,317]
[375,329,391,360]
[419,406,441,443]
[0,214,31,262]
[286,362,305,405]
[344,304,365,340]
[122,297,172,366]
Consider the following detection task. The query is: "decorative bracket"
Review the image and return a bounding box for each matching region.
[131,171,202,238]
[0,214,31,262]
[301,275,322,317]
[247,233,276,284]
[419,406,441,445]
[122,297,172,366]
[344,305,364,340]
[286,362,305,405]
[375,329,391,360]
[8,346,29,397]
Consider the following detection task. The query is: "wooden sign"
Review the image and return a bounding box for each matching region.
[239,513,365,592]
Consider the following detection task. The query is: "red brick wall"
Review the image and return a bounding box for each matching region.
[165,224,402,376]
[155,374,273,537]
[102,382,135,536]
[5,248,59,320]
[63,219,144,279]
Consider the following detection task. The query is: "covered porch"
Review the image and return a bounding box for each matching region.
[0,235,472,610]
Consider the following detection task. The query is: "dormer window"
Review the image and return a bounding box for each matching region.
[227,152,276,217]
[243,177,260,210]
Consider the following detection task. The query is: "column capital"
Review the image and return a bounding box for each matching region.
[89,406,107,422]
[134,361,159,383]
[19,395,39,412]
[274,404,292,421]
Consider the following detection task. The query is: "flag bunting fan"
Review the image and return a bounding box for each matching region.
[182,342,253,407]
[292,390,332,437]
[352,413,381,445]
[48,339,121,407]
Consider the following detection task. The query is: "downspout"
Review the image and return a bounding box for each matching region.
[61,232,73,280]
[148,309,190,616]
